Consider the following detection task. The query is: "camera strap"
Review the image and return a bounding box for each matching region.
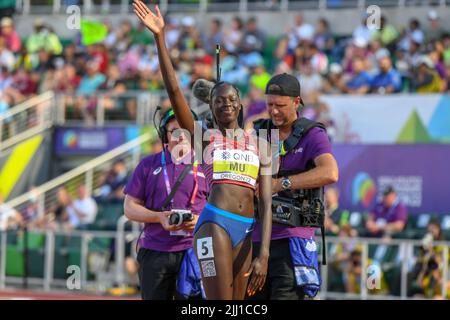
[161,150,197,209]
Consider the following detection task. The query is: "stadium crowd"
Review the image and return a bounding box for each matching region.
[1,7,450,299]
[1,10,450,126]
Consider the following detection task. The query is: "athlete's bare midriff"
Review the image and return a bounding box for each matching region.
[208,183,255,218]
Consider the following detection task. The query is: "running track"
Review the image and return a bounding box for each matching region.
[0,289,139,300]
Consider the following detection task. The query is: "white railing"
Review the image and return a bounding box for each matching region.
[1,231,449,298]
[0,91,55,153]
[0,228,141,292]
[4,132,153,217]
[318,236,450,300]
[14,0,447,15]
[55,91,206,127]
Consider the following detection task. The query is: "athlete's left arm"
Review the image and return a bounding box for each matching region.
[273,153,339,193]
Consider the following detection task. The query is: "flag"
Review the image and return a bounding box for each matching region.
[80,19,108,46]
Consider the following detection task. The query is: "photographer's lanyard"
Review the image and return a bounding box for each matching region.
[161,150,198,207]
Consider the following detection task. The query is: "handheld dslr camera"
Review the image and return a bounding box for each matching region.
[169,209,194,226]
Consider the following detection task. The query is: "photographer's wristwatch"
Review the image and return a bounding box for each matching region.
[281,176,292,190]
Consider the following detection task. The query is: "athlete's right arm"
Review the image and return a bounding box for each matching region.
[124,195,181,231]
[133,0,195,135]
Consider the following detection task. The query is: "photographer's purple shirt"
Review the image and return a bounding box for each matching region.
[253,127,333,242]
[124,148,209,252]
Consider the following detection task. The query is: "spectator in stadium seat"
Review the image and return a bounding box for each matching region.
[203,18,223,56]
[188,54,214,89]
[26,19,63,55]
[105,19,133,55]
[240,16,266,55]
[76,60,107,96]
[445,64,450,93]
[249,59,271,92]
[21,187,40,229]
[352,14,376,45]
[297,60,323,100]
[324,187,356,237]
[68,185,98,230]
[96,160,129,203]
[411,55,444,93]
[322,63,345,94]
[306,43,328,75]
[371,15,399,50]
[0,17,21,53]
[243,84,268,131]
[313,18,334,55]
[425,10,445,44]
[398,19,424,52]
[344,57,372,94]
[365,186,408,238]
[370,50,402,94]
[177,16,202,53]
[223,16,243,55]
[429,45,447,82]
[288,14,314,50]
[0,36,14,72]
[0,192,22,231]
[38,187,73,232]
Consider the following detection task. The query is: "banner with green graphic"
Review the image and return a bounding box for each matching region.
[320,94,450,144]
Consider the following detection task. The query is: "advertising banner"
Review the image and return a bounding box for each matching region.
[321,94,450,144]
[334,144,450,214]
[54,127,125,155]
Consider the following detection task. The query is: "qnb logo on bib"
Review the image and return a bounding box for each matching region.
[221,151,231,160]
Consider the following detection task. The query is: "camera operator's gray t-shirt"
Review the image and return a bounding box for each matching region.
[124,148,209,252]
[252,126,332,242]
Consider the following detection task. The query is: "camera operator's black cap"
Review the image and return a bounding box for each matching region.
[265,73,304,106]
[266,73,301,97]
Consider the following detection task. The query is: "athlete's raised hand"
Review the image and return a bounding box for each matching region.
[132,0,165,36]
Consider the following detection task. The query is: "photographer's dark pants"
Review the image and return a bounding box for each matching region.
[137,248,197,300]
[247,238,305,300]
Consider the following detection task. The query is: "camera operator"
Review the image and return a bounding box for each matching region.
[250,73,338,300]
[409,219,445,298]
[124,108,209,300]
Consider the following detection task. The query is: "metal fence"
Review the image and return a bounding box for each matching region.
[0,224,141,292]
[54,90,207,127]
[318,236,450,300]
[14,0,449,15]
[1,228,449,298]
[0,91,55,154]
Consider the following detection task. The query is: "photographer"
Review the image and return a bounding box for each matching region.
[409,220,445,298]
[123,108,209,300]
[250,73,339,300]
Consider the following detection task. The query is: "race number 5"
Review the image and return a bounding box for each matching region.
[197,237,214,259]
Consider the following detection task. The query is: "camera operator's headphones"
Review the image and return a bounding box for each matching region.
[154,107,198,144]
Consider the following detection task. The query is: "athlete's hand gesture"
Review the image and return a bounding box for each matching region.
[132,0,165,36]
